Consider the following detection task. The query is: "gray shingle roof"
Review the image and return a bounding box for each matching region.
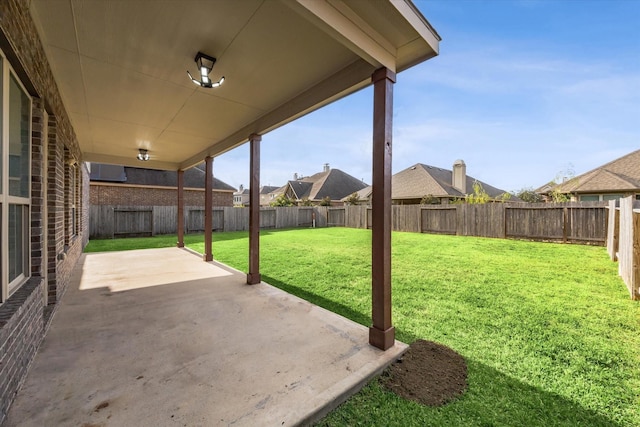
[90,163,235,191]
[259,185,279,194]
[288,181,313,199]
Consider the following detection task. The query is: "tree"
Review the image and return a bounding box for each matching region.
[498,192,512,202]
[548,165,576,203]
[516,187,543,203]
[344,192,360,206]
[299,197,314,206]
[420,194,440,205]
[319,196,332,206]
[465,181,490,204]
[270,194,294,207]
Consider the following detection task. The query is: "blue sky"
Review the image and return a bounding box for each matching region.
[215,0,639,194]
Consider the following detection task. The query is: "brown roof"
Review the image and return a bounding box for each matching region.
[554,149,640,193]
[354,163,509,201]
[286,169,368,201]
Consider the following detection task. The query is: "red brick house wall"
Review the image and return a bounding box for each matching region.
[90,183,233,207]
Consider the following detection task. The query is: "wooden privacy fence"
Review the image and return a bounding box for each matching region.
[90,202,607,245]
[606,197,640,300]
[89,206,329,238]
[325,202,607,244]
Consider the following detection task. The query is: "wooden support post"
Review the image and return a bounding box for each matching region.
[204,156,213,261]
[177,169,185,248]
[247,134,262,284]
[369,67,395,350]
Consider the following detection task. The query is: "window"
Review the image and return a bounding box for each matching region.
[602,194,622,201]
[579,195,599,202]
[1,51,32,303]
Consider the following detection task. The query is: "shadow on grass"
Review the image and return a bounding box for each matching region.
[260,276,625,427]
[318,357,623,427]
[261,274,371,328]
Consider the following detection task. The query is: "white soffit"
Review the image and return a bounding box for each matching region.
[29,0,439,171]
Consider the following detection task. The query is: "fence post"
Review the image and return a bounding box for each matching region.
[503,205,508,238]
[177,170,184,247]
[606,200,617,260]
[562,206,568,243]
[633,210,640,300]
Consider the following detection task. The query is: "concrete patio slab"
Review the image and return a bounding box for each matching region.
[3,248,406,426]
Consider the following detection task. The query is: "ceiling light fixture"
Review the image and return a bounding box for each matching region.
[137,149,150,161]
[187,52,225,88]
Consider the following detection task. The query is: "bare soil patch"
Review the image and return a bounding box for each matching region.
[381,339,468,406]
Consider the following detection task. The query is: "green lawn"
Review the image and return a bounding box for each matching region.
[86,228,640,426]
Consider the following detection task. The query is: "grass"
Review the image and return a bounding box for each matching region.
[85,228,640,426]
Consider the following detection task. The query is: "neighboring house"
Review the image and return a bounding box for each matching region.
[542,149,640,202]
[260,186,280,206]
[233,185,279,206]
[233,185,250,206]
[350,160,511,205]
[90,163,235,207]
[274,164,368,205]
[267,185,286,203]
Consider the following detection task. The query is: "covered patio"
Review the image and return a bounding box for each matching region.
[4,247,406,426]
[26,0,440,349]
[0,0,440,424]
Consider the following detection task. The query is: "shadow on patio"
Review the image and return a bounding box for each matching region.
[4,248,406,426]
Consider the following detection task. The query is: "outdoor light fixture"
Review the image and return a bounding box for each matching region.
[137,149,150,161]
[187,51,225,88]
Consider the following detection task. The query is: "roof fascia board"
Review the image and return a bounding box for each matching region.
[285,0,397,72]
[179,58,374,170]
[286,183,300,199]
[390,0,441,53]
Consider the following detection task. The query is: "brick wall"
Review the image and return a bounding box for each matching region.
[0,279,44,422]
[90,184,233,207]
[30,98,45,279]
[0,0,88,423]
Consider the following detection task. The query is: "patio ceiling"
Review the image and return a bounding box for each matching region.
[29,0,439,171]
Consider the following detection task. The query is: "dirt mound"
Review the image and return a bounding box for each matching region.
[381,339,467,406]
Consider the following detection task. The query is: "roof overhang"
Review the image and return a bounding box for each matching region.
[29,0,439,171]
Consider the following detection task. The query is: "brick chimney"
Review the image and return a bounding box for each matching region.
[452,159,466,193]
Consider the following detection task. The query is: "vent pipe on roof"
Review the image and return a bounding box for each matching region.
[452,159,466,193]
[294,173,298,180]
[323,163,330,172]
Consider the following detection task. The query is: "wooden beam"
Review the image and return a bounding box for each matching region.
[247,134,262,285]
[369,67,395,351]
[179,59,374,170]
[288,0,397,71]
[203,156,213,262]
[177,169,185,248]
